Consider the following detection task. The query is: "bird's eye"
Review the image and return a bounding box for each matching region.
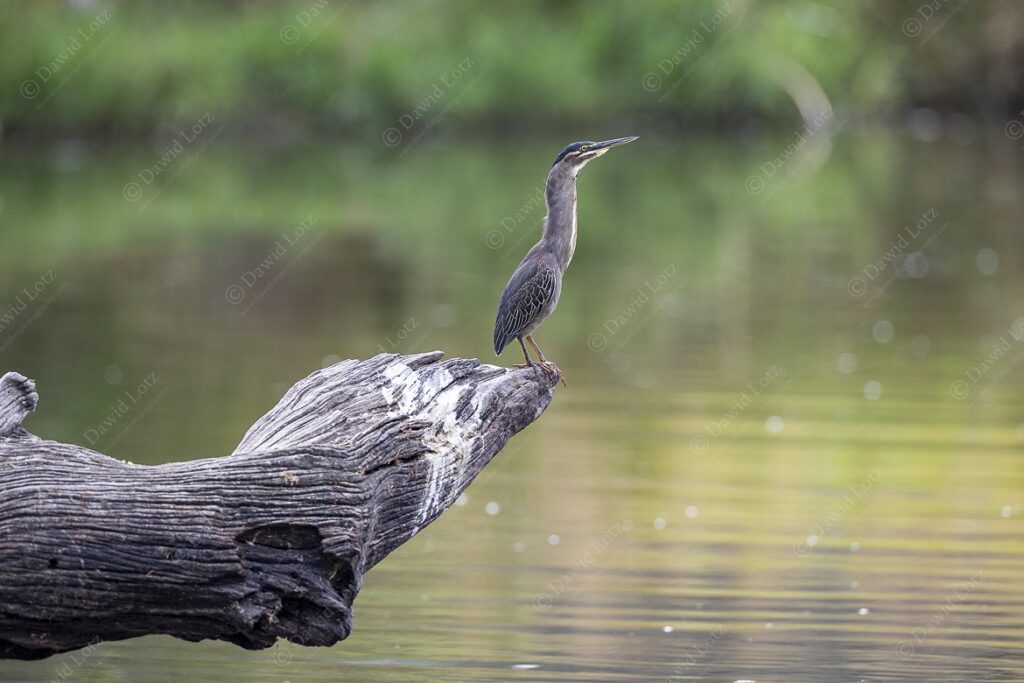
[579,145,591,152]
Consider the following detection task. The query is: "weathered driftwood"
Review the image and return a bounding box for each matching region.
[0,352,555,660]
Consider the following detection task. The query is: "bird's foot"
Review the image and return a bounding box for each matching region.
[513,361,565,386]
[539,361,566,387]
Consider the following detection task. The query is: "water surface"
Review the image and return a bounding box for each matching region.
[1,133,1022,681]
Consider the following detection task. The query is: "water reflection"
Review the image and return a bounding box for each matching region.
[1,134,1022,680]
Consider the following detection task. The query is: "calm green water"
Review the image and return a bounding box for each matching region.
[1,133,1022,681]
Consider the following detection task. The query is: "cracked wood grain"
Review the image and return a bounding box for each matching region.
[0,351,555,660]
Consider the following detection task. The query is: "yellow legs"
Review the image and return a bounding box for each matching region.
[514,335,565,386]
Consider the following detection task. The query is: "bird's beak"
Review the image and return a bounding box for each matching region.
[591,136,639,152]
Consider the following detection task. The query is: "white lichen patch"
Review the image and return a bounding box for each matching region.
[381,362,497,528]
[382,362,457,418]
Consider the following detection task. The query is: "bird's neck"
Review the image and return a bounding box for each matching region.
[541,166,578,272]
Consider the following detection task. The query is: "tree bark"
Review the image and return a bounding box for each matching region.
[0,352,555,660]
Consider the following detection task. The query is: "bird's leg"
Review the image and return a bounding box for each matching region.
[513,337,536,370]
[526,335,565,386]
[526,335,548,363]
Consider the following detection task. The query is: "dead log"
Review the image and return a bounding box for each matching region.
[0,352,555,660]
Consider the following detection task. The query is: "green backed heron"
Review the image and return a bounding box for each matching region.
[493,136,638,382]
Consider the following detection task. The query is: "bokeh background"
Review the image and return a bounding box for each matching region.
[2,0,1023,680]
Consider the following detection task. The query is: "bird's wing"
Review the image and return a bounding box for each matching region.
[493,259,557,354]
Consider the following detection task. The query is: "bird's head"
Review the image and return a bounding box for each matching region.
[551,136,638,175]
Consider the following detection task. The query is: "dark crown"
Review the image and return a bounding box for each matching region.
[552,141,595,166]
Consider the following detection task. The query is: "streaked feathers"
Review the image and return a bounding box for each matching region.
[493,258,557,354]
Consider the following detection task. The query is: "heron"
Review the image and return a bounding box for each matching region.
[492,136,638,383]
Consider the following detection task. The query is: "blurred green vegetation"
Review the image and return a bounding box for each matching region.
[2,0,1022,141]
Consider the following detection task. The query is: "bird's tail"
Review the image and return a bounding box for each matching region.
[493,317,508,356]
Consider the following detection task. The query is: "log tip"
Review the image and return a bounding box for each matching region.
[0,372,38,437]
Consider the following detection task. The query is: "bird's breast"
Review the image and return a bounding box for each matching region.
[566,212,577,267]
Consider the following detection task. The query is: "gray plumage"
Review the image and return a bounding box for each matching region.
[493,257,559,355]
[493,137,637,366]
